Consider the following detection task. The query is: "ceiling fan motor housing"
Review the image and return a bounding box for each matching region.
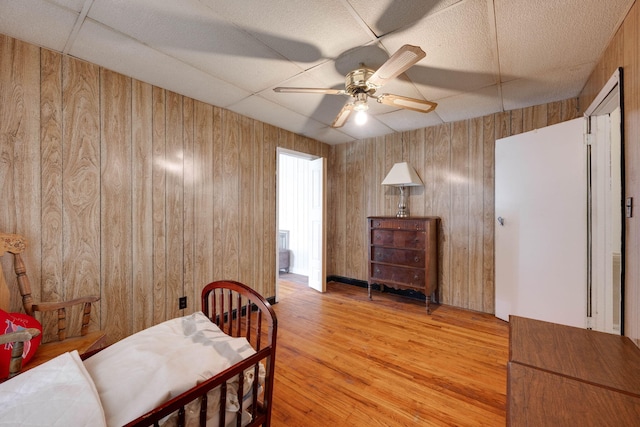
[345,67,377,95]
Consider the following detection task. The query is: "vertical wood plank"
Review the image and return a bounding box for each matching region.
[468,117,484,311]
[151,86,167,324]
[407,129,426,217]
[222,110,240,280]
[253,122,265,293]
[165,91,184,319]
[193,101,214,301]
[212,107,223,280]
[182,97,195,314]
[262,124,277,295]
[100,69,132,342]
[483,115,496,312]
[131,80,154,332]
[62,56,101,333]
[239,115,254,286]
[450,120,470,308]
[346,140,365,279]
[40,49,63,319]
[432,123,451,304]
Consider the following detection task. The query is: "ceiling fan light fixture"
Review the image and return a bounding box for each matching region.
[355,110,368,126]
[353,92,369,112]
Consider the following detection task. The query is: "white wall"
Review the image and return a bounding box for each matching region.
[278,153,310,275]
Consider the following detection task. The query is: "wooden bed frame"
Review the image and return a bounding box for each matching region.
[105,280,277,427]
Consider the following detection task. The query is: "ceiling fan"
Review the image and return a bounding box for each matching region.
[273,45,437,128]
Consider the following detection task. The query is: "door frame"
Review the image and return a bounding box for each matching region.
[275,148,327,300]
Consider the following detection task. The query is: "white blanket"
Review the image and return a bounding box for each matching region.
[0,350,106,427]
[83,311,256,427]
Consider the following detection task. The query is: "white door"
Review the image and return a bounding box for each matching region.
[495,118,587,327]
[308,157,326,292]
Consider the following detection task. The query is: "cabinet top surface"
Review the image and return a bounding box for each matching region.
[509,315,640,396]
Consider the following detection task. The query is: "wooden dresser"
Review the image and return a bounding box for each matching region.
[508,316,640,426]
[368,216,439,313]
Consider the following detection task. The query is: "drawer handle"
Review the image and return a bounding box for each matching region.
[414,257,420,262]
[376,268,381,274]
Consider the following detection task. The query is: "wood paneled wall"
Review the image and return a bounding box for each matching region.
[327,99,579,313]
[0,34,328,343]
[579,1,640,346]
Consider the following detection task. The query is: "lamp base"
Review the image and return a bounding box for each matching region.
[395,186,409,218]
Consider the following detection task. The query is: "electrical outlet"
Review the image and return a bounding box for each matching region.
[179,296,187,309]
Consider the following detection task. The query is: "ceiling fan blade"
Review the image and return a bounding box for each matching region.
[273,87,345,95]
[376,93,437,114]
[367,45,426,88]
[331,103,354,128]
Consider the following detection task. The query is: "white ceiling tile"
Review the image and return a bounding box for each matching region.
[87,0,303,93]
[501,63,595,111]
[0,0,78,51]
[228,95,326,135]
[434,85,503,122]
[201,0,374,69]
[304,127,356,145]
[376,109,444,132]
[495,0,633,78]
[346,0,463,37]
[50,0,87,12]
[381,0,499,100]
[69,19,250,107]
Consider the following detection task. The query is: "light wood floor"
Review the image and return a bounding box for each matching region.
[270,278,509,426]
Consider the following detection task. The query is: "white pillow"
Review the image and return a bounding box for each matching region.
[0,350,106,427]
[83,312,255,427]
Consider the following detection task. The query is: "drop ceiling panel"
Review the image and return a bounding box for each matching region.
[70,19,250,107]
[501,62,595,110]
[0,0,78,51]
[229,95,327,135]
[376,108,444,132]
[201,0,375,69]
[433,85,503,123]
[382,0,499,101]
[495,0,633,78]
[346,0,464,37]
[87,0,304,93]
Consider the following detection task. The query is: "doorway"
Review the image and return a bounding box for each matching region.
[276,149,326,301]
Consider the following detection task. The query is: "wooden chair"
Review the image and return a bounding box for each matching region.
[0,328,40,381]
[0,232,107,374]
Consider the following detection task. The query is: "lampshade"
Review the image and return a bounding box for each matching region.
[381,162,423,187]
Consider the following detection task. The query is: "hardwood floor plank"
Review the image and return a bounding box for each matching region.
[272,279,508,426]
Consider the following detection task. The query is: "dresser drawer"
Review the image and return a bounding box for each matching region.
[370,263,425,288]
[370,218,427,231]
[371,229,425,248]
[371,247,424,267]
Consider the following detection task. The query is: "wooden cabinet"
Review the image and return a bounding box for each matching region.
[508,316,640,426]
[368,216,439,313]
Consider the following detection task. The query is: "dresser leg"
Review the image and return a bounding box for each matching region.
[426,295,432,314]
[368,283,372,300]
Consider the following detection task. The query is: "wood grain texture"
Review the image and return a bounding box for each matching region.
[165,91,184,320]
[151,86,167,325]
[0,36,41,311]
[131,80,154,332]
[100,68,132,342]
[40,49,63,327]
[62,55,101,337]
[272,278,509,426]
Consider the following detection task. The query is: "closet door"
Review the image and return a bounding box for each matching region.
[495,118,587,327]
